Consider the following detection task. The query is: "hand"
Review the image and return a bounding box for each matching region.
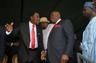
[5,22,14,32]
[11,42,14,47]
[61,55,69,63]
[41,50,47,61]
[13,42,20,47]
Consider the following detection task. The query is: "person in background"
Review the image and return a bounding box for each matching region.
[5,11,44,63]
[5,21,20,63]
[40,17,54,50]
[0,26,5,63]
[47,10,75,63]
[40,17,54,63]
[40,17,49,29]
[81,1,96,63]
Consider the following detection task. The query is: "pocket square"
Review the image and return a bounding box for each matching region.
[54,24,61,28]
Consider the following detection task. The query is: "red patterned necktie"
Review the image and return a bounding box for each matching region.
[31,24,35,49]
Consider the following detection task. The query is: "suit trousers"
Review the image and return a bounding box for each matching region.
[27,49,40,63]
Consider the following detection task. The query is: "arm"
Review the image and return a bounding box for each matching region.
[63,19,75,56]
[0,28,5,63]
[81,21,96,60]
[60,19,75,63]
[61,19,75,63]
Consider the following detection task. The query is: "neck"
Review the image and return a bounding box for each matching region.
[90,12,96,19]
[30,20,35,24]
[55,19,61,23]
[42,27,47,29]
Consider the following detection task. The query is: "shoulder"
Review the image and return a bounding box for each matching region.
[61,19,72,26]
[62,19,71,23]
[88,17,96,29]
[19,22,29,27]
[91,16,96,21]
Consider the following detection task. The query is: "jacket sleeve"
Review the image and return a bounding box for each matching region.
[62,19,75,57]
[0,28,5,62]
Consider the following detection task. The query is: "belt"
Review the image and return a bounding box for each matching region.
[28,48,38,51]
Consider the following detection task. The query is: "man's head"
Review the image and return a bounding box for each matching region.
[50,11,61,23]
[40,17,49,29]
[30,12,40,24]
[83,2,95,18]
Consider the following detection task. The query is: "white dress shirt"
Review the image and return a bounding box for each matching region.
[56,19,61,24]
[29,21,38,48]
[43,24,54,50]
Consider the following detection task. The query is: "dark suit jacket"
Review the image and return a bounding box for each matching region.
[0,27,5,63]
[48,19,75,63]
[6,22,43,63]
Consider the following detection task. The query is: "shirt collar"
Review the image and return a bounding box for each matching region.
[56,19,61,24]
[29,21,36,26]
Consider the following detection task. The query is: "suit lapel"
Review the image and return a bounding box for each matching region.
[36,25,39,42]
[50,20,62,34]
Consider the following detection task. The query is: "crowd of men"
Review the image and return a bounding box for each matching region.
[0,1,96,63]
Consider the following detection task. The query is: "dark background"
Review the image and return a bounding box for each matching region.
[0,0,92,40]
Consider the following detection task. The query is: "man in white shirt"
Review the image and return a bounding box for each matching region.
[39,17,54,62]
[40,17,54,50]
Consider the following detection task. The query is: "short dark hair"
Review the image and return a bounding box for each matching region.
[50,10,61,14]
[31,11,39,16]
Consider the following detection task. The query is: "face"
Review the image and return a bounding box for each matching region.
[40,22,48,29]
[50,12,60,23]
[30,13,40,24]
[83,8,91,17]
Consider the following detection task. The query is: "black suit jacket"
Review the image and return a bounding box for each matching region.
[6,22,43,63]
[48,19,75,63]
[0,27,5,63]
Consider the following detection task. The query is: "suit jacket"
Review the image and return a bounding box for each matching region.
[0,27,5,63]
[6,22,43,63]
[48,19,75,63]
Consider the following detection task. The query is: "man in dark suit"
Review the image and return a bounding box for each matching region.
[0,27,5,63]
[5,12,44,63]
[47,11,75,63]
[5,21,20,63]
